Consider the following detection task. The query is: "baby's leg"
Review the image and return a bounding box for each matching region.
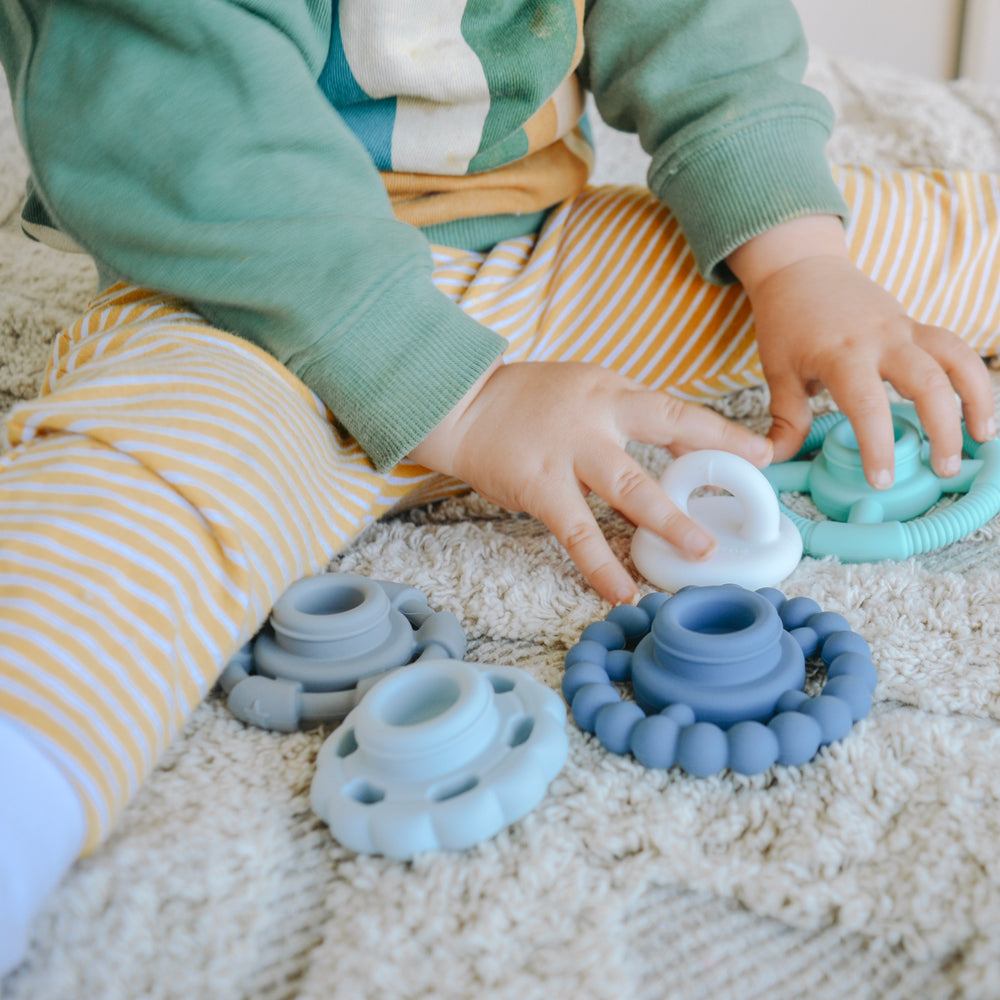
[432,185,760,399]
[0,286,438,974]
[835,166,1000,358]
[437,172,1000,393]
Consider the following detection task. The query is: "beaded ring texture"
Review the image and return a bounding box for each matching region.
[562,584,877,777]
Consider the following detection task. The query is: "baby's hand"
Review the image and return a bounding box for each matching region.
[728,216,996,486]
[409,361,772,605]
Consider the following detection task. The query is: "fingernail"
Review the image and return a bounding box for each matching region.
[872,469,893,490]
[685,528,716,560]
[941,454,961,478]
[752,438,774,466]
[614,585,640,607]
[986,417,997,440]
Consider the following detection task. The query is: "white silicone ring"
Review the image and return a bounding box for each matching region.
[631,450,802,592]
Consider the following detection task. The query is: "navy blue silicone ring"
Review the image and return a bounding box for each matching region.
[562,585,876,777]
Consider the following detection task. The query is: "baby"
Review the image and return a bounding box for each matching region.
[1,0,997,977]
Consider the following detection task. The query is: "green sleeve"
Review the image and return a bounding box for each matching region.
[3,0,506,472]
[579,0,849,282]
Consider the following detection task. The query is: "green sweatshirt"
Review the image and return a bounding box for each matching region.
[0,0,847,471]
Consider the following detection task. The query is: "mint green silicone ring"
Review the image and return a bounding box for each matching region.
[762,403,1000,562]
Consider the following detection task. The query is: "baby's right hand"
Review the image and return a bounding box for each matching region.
[408,360,773,605]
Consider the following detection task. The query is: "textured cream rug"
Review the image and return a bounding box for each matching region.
[5,54,1000,1000]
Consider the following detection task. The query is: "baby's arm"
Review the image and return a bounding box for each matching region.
[8,0,504,473]
[581,0,996,488]
[727,215,997,485]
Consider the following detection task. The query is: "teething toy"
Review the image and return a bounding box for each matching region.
[224,570,569,859]
[219,573,467,731]
[763,402,1000,561]
[563,585,876,777]
[631,450,802,592]
[311,658,568,859]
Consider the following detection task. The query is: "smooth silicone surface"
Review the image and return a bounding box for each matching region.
[631,450,803,592]
[219,573,466,731]
[631,586,806,726]
[763,403,1000,561]
[311,659,569,860]
[563,585,876,777]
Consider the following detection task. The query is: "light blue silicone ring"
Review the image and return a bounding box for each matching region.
[311,659,568,860]
[762,402,1000,561]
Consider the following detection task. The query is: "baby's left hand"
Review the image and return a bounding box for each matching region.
[728,215,996,488]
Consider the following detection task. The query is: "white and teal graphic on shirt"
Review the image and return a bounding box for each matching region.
[317,0,581,175]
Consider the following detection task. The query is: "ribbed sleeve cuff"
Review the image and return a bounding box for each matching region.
[295,272,507,473]
[649,115,850,284]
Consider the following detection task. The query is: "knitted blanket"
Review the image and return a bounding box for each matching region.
[4,52,1000,1000]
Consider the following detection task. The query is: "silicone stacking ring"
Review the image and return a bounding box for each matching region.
[631,450,802,591]
[311,659,569,859]
[562,585,876,777]
[763,402,1000,562]
[219,573,467,731]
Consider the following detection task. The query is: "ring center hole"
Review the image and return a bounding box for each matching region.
[379,675,462,727]
[677,599,757,636]
[294,584,366,617]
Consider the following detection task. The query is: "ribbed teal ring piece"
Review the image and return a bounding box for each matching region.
[763,403,1000,561]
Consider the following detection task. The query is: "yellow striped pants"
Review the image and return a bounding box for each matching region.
[3,170,1000,853]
